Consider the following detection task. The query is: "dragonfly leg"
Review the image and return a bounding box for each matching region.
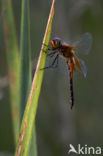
[41,43,54,54]
[42,43,58,54]
[42,43,49,48]
[41,48,49,54]
[42,43,51,52]
[47,51,56,57]
[40,54,59,70]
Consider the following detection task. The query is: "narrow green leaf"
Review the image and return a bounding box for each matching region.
[20,0,31,120]
[29,129,38,156]
[19,0,37,155]
[1,0,20,144]
[15,0,56,155]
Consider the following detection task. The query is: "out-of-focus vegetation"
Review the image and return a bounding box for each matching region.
[0,0,103,156]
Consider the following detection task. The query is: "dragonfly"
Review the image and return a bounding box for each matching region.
[43,33,92,109]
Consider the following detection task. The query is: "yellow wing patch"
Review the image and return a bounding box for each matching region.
[74,55,82,71]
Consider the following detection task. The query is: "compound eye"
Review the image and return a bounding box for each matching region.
[56,40,58,46]
[54,40,59,46]
[53,40,56,45]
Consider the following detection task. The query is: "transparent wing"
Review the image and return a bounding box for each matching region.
[79,59,87,77]
[73,33,92,55]
[32,54,87,78]
[45,54,68,76]
[44,54,87,77]
[32,53,68,76]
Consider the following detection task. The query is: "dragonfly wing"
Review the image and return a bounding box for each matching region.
[79,59,87,77]
[74,33,92,55]
[73,55,82,71]
[45,54,68,76]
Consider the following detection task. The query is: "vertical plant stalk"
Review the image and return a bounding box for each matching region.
[1,0,20,144]
[20,0,31,120]
[20,0,37,155]
[15,0,56,155]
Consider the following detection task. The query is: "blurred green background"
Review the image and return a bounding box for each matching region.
[0,0,103,155]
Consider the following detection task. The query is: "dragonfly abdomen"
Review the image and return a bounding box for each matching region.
[68,60,74,109]
[69,76,74,109]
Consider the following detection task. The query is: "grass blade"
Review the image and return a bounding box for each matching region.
[1,0,20,144]
[20,0,31,120]
[15,0,56,155]
[19,0,37,155]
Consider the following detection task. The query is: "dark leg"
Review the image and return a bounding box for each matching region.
[42,48,50,54]
[42,43,51,51]
[55,55,59,68]
[47,51,56,57]
[41,45,49,54]
[41,54,59,70]
[42,43,58,54]
[42,43,48,47]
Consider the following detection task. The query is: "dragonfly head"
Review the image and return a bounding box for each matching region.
[50,37,62,49]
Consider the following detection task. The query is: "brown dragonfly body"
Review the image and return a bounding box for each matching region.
[44,33,92,109]
[50,39,82,109]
